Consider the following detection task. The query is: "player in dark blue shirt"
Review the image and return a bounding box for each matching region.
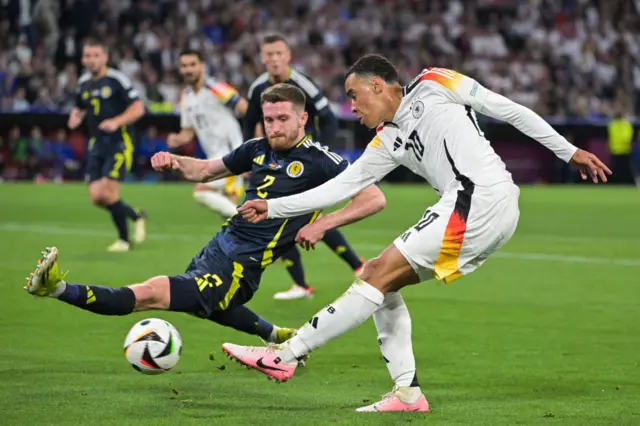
[69,39,147,252]
[24,84,386,348]
[242,33,366,300]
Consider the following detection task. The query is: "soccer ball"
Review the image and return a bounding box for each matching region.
[124,318,182,374]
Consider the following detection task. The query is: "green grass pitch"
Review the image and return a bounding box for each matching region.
[1,183,639,425]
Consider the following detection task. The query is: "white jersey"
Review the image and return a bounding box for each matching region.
[180,77,243,160]
[265,67,578,218]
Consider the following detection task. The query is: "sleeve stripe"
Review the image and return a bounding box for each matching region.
[106,68,133,89]
[314,97,329,111]
[290,70,320,97]
[304,140,343,165]
[248,73,269,98]
[78,73,91,85]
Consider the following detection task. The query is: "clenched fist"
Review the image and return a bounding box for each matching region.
[151,152,179,172]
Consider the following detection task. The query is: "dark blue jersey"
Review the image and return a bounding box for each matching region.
[244,69,338,144]
[75,68,140,144]
[215,135,347,271]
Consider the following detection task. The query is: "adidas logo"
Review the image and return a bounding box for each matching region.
[393,137,403,151]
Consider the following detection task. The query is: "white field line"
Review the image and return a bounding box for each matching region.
[1,223,639,267]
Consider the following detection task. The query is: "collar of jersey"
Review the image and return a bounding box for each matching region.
[272,134,311,158]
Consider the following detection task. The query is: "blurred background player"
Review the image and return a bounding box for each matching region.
[69,39,147,252]
[167,50,248,217]
[243,33,365,300]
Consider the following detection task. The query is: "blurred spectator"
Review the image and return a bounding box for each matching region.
[10,87,30,112]
[44,129,80,182]
[136,126,168,179]
[0,0,637,121]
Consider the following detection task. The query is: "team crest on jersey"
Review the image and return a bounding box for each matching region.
[411,100,424,119]
[101,86,112,99]
[82,91,89,100]
[286,161,304,178]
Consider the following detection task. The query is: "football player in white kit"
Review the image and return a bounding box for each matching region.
[220,54,612,412]
[168,50,248,218]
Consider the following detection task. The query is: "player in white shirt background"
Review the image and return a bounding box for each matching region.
[167,49,248,218]
[221,54,612,412]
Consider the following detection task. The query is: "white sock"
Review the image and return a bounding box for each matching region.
[193,190,237,218]
[277,280,384,363]
[374,292,421,398]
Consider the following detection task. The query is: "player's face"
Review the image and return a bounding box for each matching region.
[261,41,291,78]
[179,55,203,85]
[262,101,308,150]
[81,45,108,75]
[345,74,387,129]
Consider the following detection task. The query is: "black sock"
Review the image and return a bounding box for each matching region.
[113,199,141,221]
[207,306,273,340]
[105,201,130,242]
[410,372,420,388]
[57,283,135,315]
[281,247,309,288]
[321,229,363,270]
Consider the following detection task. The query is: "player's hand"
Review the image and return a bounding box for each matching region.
[296,222,326,251]
[237,200,268,223]
[167,133,182,148]
[151,152,179,172]
[98,119,120,133]
[569,149,612,183]
[67,113,82,129]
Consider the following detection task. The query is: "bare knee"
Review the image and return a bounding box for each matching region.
[89,179,119,206]
[359,245,420,294]
[130,276,171,311]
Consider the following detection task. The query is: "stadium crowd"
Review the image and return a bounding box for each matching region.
[1,0,639,117]
[0,0,639,181]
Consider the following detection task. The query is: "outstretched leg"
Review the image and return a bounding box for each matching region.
[25,247,293,342]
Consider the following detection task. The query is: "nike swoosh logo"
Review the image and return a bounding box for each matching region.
[256,357,287,372]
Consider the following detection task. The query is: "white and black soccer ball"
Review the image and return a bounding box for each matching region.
[124,318,182,374]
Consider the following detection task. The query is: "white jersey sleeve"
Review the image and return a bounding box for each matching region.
[179,91,192,128]
[428,69,578,163]
[267,130,398,218]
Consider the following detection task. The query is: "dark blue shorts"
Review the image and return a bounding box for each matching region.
[86,138,133,183]
[168,238,262,317]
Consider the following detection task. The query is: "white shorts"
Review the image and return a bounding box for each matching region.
[393,181,520,284]
[199,176,244,197]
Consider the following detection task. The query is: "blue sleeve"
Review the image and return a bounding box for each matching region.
[222,139,257,175]
[74,84,86,109]
[243,89,262,140]
[307,95,338,144]
[114,77,139,108]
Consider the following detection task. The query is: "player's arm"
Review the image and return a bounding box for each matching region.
[68,84,87,129]
[168,97,195,148]
[308,92,338,143]
[444,71,611,181]
[67,107,86,129]
[151,153,233,182]
[110,99,145,127]
[242,92,262,139]
[167,128,195,148]
[239,135,398,222]
[100,75,144,131]
[295,73,338,143]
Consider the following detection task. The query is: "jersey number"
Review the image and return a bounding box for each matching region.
[414,209,440,232]
[90,98,100,115]
[405,130,424,161]
[256,175,276,198]
[194,113,210,129]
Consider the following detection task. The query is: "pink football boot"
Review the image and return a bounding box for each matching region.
[356,387,430,412]
[222,343,297,383]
